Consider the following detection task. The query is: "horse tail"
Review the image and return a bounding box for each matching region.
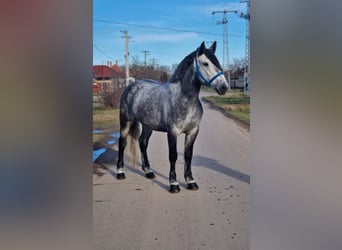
[128,120,140,168]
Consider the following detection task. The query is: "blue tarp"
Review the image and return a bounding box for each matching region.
[93,148,106,162]
[109,132,120,138]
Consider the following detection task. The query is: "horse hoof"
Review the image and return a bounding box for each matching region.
[187,182,199,190]
[145,172,155,179]
[116,173,126,180]
[169,184,180,193]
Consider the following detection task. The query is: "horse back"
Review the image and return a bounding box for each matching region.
[120,80,170,131]
[120,80,202,133]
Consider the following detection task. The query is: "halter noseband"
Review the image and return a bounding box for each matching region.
[195,55,224,87]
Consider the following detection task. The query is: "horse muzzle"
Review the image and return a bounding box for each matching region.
[215,84,228,95]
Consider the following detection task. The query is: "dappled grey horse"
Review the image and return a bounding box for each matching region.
[116,41,229,193]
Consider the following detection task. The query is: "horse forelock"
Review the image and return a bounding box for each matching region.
[202,48,222,71]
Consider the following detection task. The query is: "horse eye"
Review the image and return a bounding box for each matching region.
[202,62,209,66]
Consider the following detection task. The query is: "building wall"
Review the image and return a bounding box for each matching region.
[93,77,125,93]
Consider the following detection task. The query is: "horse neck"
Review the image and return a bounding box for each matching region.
[168,55,201,99]
[180,66,201,98]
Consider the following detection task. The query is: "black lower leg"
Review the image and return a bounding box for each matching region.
[184,144,198,190]
[168,132,180,193]
[139,127,155,179]
[116,136,126,179]
[184,129,199,190]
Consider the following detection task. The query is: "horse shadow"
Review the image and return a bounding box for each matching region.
[192,154,250,184]
[93,146,249,189]
[93,143,117,177]
[93,146,143,177]
[93,146,170,191]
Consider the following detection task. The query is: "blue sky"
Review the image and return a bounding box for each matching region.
[93,0,248,68]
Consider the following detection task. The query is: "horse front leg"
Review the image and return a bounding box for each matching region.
[184,127,199,190]
[167,132,180,193]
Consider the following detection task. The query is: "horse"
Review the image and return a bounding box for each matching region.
[116,41,229,193]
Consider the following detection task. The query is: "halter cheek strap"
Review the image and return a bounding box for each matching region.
[195,56,224,87]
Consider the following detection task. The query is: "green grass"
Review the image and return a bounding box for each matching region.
[203,90,250,126]
[93,107,120,130]
[93,107,120,143]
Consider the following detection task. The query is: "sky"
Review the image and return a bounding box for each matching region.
[93,0,248,69]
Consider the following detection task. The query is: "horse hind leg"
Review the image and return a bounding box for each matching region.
[128,120,141,169]
[139,125,155,179]
[117,119,142,179]
[116,119,132,180]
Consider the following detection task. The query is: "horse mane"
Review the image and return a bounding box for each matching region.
[168,51,196,83]
[168,47,222,83]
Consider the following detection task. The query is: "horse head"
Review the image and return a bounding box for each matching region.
[194,41,229,95]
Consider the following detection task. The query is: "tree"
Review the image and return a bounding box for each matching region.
[170,63,178,74]
[128,56,170,82]
[230,57,247,71]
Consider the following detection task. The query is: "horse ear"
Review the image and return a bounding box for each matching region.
[209,41,217,54]
[198,41,206,55]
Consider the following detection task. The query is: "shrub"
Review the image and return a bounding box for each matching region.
[101,87,125,109]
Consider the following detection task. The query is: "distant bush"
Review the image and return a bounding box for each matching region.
[101,87,125,109]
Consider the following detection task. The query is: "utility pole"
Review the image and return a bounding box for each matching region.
[151,58,157,68]
[121,30,132,85]
[142,50,150,67]
[239,0,251,95]
[212,9,238,85]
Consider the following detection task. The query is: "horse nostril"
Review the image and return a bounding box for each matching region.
[220,85,227,92]
[215,84,227,95]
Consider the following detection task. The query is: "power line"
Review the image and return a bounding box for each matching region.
[93,43,113,60]
[94,18,244,38]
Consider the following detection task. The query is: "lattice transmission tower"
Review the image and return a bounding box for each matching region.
[212,10,238,84]
[239,0,251,94]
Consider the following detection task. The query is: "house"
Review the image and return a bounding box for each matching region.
[230,67,246,88]
[93,63,125,93]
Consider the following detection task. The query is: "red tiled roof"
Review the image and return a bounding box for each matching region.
[110,64,124,75]
[93,65,125,78]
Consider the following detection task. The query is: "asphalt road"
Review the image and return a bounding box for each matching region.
[93,92,250,250]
